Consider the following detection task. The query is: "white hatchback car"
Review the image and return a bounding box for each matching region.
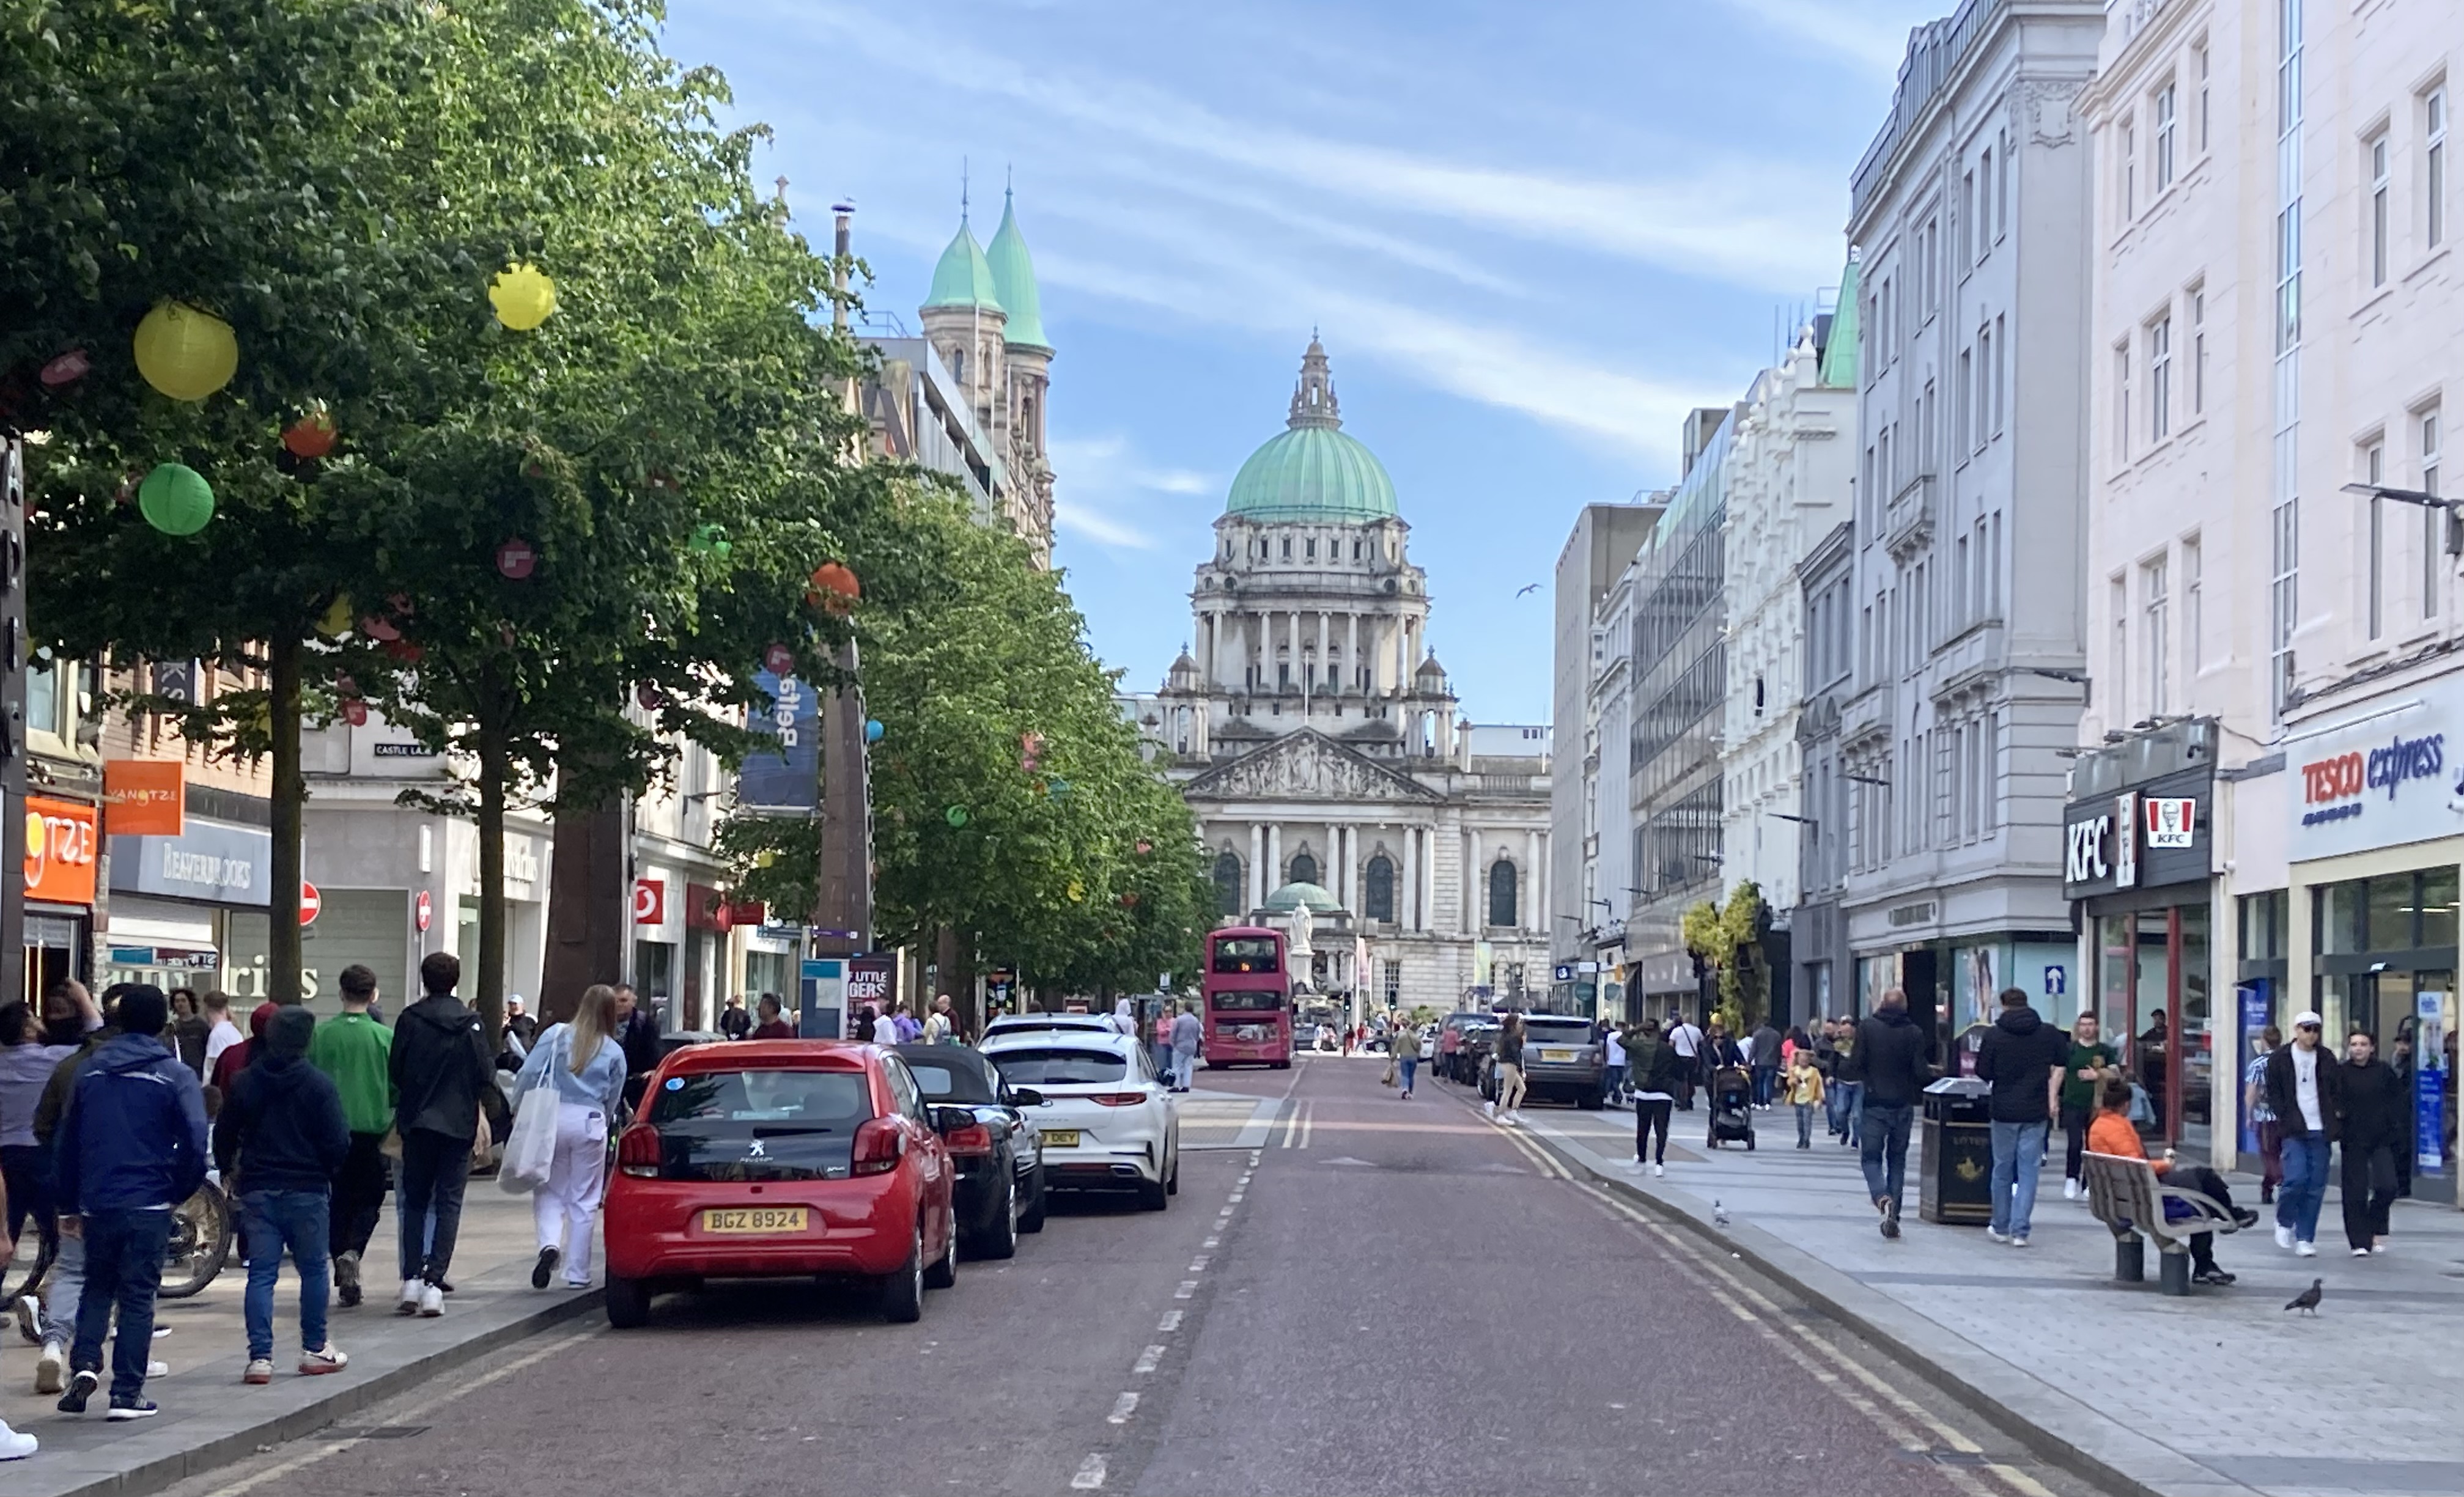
[981,1030,1179,1209]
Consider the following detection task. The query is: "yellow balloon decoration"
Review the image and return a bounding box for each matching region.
[317,594,354,638]
[132,301,238,402]
[24,809,44,861]
[489,262,557,331]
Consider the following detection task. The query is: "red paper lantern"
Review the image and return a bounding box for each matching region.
[361,615,400,642]
[39,350,89,387]
[637,683,664,710]
[495,539,537,580]
[380,638,422,664]
[806,561,860,614]
[282,412,338,459]
[342,699,368,727]
[762,642,795,676]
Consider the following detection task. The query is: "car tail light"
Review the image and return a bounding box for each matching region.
[943,1122,994,1156]
[852,1117,906,1175]
[1092,1092,1149,1107]
[616,1123,662,1179]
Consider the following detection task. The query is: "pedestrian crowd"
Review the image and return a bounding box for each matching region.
[0,953,698,1461]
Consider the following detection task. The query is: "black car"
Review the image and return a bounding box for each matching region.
[892,1044,1048,1258]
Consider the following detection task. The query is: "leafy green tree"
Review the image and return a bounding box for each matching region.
[1680,880,1769,1032]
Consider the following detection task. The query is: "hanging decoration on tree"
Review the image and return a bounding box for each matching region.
[944,806,970,828]
[806,561,860,614]
[282,406,338,459]
[1020,730,1044,774]
[341,699,369,727]
[39,349,89,388]
[1135,839,1153,855]
[1067,878,1085,903]
[136,462,215,535]
[379,639,422,664]
[133,302,238,401]
[863,719,885,744]
[488,262,557,331]
[762,642,795,675]
[315,595,353,638]
[360,613,400,642]
[688,523,731,557]
[495,538,538,580]
[1046,778,1072,800]
[1119,891,1140,908]
[637,683,664,711]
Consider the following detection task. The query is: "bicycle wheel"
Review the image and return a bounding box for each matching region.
[157,1182,234,1300]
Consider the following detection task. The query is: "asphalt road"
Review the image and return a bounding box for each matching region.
[158,1056,2095,1497]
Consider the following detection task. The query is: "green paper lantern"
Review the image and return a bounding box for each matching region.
[690,523,730,556]
[945,806,969,827]
[138,463,215,536]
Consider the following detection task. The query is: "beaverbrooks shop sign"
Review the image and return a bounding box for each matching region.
[2290,678,2464,861]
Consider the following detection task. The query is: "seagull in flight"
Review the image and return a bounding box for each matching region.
[1514,583,1540,598]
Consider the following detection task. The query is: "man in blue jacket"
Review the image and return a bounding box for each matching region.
[53,985,208,1419]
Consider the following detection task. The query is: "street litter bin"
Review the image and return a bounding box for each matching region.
[1918,1075,1994,1225]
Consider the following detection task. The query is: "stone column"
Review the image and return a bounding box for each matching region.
[1249,823,1265,911]
[1530,828,1546,936]
[1267,824,1283,892]
[1285,612,1299,692]
[1465,826,1480,932]
[1401,825,1418,932]
[1315,612,1329,696]
[1347,613,1360,694]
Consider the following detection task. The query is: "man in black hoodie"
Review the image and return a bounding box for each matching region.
[1843,988,1933,1239]
[1972,987,2071,1246]
[2336,1031,2407,1255]
[214,1007,350,1381]
[386,953,498,1319]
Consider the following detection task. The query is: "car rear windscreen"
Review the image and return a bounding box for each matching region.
[902,1058,997,1103]
[987,1047,1129,1086]
[646,1068,872,1182]
[1523,1022,1595,1047]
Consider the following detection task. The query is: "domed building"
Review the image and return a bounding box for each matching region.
[1121,340,1552,1015]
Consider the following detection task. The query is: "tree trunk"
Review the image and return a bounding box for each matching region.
[475,716,509,1042]
[268,633,304,1004]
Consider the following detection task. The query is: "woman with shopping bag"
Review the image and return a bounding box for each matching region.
[505,985,629,1290]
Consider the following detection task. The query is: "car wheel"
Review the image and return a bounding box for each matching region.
[604,1274,652,1330]
[1137,1172,1169,1212]
[879,1228,924,1323]
[1271,1059,1291,1070]
[923,1210,959,1289]
[975,1182,1020,1260]
[1579,1092,1605,1111]
[1019,1171,1048,1234]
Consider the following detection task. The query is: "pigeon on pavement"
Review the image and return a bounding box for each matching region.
[2284,1278,2324,1315]
[1713,1200,1730,1227]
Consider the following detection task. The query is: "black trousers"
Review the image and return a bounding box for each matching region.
[2340,1143,2399,1250]
[396,1130,472,1285]
[330,1131,392,1260]
[2168,1163,2236,1274]
[1634,1098,1672,1164]
[2060,1104,2093,1180]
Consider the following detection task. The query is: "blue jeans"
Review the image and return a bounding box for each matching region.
[242,1188,333,1360]
[1988,1119,2049,1238]
[1601,1063,1625,1102]
[1859,1101,1914,1210]
[70,1207,172,1403]
[1829,1080,1862,1142]
[1398,1056,1418,1092]
[1752,1066,1779,1106]
[1795,1102,1817,1146]
[2278,1130,2332,1243]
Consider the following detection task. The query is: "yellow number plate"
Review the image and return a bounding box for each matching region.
[1541,1048,1576,1062]
[1041,1129,1082,1148]
[701,1207,807,1235]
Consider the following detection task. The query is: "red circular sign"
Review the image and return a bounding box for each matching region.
[415,890,432,932]
[762,642,795,676]
[300,881,322,927]
[495,539,537,581]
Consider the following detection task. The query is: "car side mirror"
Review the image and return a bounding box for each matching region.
[1008,1087,1044,1108]
[929,1105,976,1135]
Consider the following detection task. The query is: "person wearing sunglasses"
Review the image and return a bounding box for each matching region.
[2260,1011,2341,1257]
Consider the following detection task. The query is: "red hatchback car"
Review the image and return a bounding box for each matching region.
[603,1040,961,1326]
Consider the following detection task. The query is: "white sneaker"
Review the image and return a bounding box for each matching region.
[2062,1177,2081,1201]
[2273,1224,2295,1251]
[1508,1111,1524,1125]
[396,1279,422,1316]
[244,1358,275,1385]
[1986,1227,2010,1243]
[418,1283,444,1317]
[299,1345,348,1375]
[1625,1158,1647,1171]
[2010,1237,2029,1249]
[146,1359,168,1378]
[1650,1163,1665,1177]
[2351,1248,2371,1257]
[1484,1100,1497,1117]
[2295,1240,2317,1258]
[0,1419,35,1460]
[34,1341,63,1395]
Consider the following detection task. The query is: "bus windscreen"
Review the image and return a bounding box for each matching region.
[1211,937,1280,974]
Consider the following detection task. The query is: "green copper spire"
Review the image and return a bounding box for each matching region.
[985,188,1049,350]
[923,208,1004,313]
[1818,256,1859,389]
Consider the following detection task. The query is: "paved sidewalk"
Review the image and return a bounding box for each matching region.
[2,1188,599,1497]
[1486,1087,2464,1497]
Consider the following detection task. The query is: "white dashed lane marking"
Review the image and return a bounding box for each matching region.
[1132,1345,1165,1375]
[1158,1311,1183,1332]
[1108,1392,1140,1424]
[1071,1454,1107,1490]
[1175,1280,1199,1299]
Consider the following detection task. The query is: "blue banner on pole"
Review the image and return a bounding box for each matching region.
[2418,991,2447,1176]
[739,668,820,815]
[2237,981,2272,1155]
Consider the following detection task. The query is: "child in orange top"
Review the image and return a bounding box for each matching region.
[2086,1077,2254,1286]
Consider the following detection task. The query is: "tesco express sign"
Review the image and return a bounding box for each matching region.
[2292,683,2464,859]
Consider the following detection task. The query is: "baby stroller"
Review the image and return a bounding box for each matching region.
[1706,1065,1756,1150]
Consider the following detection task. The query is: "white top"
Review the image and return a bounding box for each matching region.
[204,1018,245,1069]
[1604,1031,1627,1066]
[923,1012,953,1044]
[1670,1023,1700,1057]
[871,1014,898,1044]
[2292,1044,2324,1131]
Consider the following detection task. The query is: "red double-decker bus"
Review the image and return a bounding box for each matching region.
[1202,926,1293,1068]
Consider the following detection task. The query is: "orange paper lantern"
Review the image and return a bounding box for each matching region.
[806,561,861,614]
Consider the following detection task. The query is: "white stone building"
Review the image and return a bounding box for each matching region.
[1122,341,1552,1014]
[1717,311,1857,917]
[2079,0,2462,1192]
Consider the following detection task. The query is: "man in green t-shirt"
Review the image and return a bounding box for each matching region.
[2057,1012,2121,1199]
[308,964,395,1306]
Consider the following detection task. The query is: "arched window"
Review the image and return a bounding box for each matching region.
[1288,850,1319,887]
[1488,858,1518,928]
[1365,855,1396,922]
[1212,852,1244,917]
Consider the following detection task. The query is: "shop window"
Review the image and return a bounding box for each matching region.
[2421,866,2460,948]
[2367,875,2415,950]
[2315,881,2365,955]
[2238,890,2287,962]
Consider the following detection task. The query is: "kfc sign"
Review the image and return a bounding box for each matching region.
[2144,797,2196,850]
[2065,770,2210,898]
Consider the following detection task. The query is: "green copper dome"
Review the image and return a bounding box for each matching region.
[985,193,1048,350]
[923,219,1003,312]
[1224,339,1398,523]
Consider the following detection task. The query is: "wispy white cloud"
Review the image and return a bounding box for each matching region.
[1049,435,1219,553]
[1721,0,1922,72]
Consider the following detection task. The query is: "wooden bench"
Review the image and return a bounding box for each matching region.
[2080,1150,2242,1296]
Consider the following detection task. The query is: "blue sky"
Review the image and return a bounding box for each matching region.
[664,0,1940,721]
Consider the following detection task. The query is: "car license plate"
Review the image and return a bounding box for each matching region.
[1041,1129,1082,1148]
[701,1207,807,1235]
[1541,1048,1576,1063]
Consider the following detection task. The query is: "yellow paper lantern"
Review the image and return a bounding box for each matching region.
[489,262,557,331]
[132,301,238,402]
[24,809,44,861]
[317,594,354,638]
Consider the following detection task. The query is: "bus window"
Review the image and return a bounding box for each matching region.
[1211,937,1281,974]
[1208,991,1285,1012]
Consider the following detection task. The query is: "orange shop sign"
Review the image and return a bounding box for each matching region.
[25,796,99,905]
[103,759,186,837]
